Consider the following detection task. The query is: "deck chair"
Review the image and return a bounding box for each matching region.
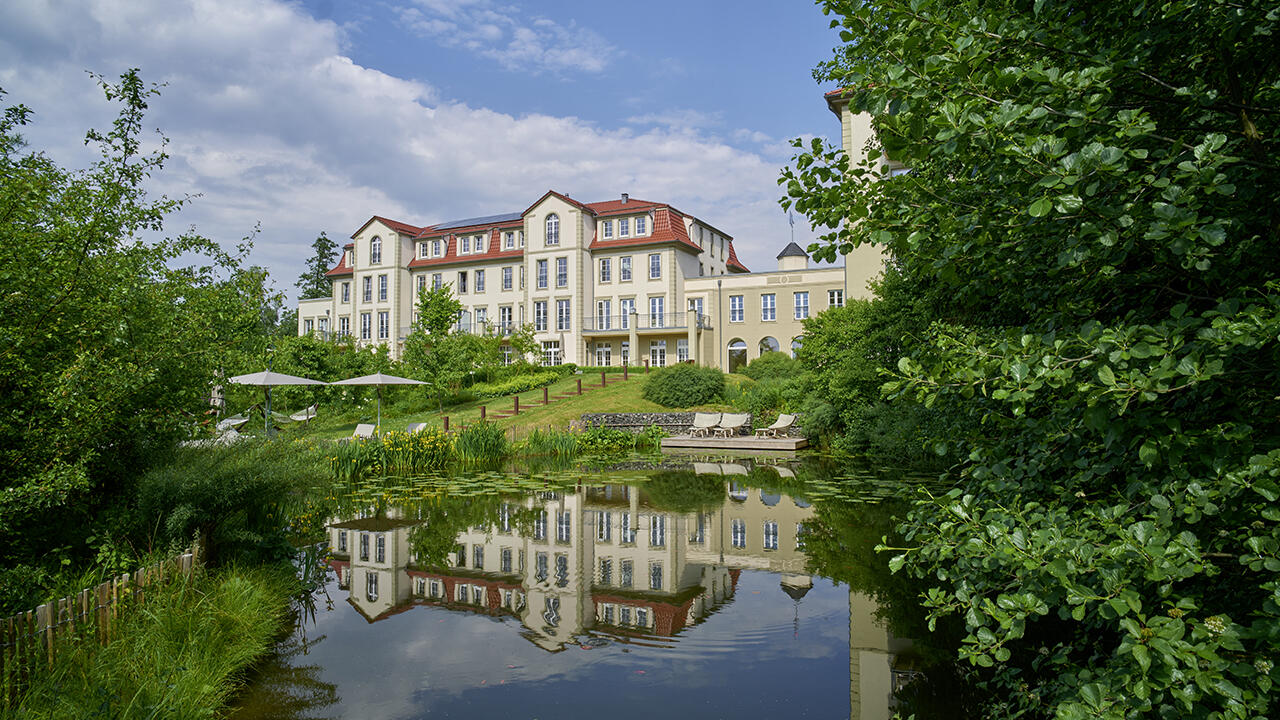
[352,423,376,439]
[406,422,427,434]
[753,413,796,438]
[216,414,251,433]
[290,404,318,424]
[712,413,750,438]
[689,412,721,437]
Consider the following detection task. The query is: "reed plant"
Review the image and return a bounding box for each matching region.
[330,428,456,482]
[454,421,509,463]
[13,566,293,719]
[518,427,578,458]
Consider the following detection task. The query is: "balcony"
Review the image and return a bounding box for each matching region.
[581,313,710,333]
[399,322,527,341]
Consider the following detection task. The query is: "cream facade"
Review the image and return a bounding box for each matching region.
[298,93,890,370]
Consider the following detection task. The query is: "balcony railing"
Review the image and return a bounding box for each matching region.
[581,313,710,332]
[399,322,527,340]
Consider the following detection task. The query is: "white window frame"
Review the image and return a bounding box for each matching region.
[341,282,350,303]
[650,339,666,368]
[545,213,560,246]
[370,236,382,265]
[677,338,688,363]
[795,291,810,320]
[536,259,548,289]
[378,274,388,301]
[620,256,632,281]
[556,299,571,331]
[556,257,568,288]
[730,295,744,323]
[762,293,776,321]
[649,253,661,279]
[596,300,611,330]
[602,219,613,239]
[377,311,389,339]
[619,217,630,237]
[362,276,372,302]
[534,301,547,332]
[829,289,845,307]
[600,258,611,282]
[475,269,485,293]
[636,215,647,235]
[502,266,513,290]
[360,312,371,340]
[649,296,665,328]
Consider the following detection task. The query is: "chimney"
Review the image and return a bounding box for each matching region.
[621,193,629,204]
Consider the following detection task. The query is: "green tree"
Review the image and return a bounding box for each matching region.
[296,231,338,299]
[402,284,472,411]
[784,1,1279,716]
[0,71,266,607]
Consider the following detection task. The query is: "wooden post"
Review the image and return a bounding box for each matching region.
[480,405,487,420]
[513,396,520,415]
[601,371,607,387]
[577,379,582,395]
[644,359,649,373]
[443,416,449,432]
[36,604,52,669]
[542,387,549,405]
[623,364,629,380]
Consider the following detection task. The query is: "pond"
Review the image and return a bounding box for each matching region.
[230,455,947,719]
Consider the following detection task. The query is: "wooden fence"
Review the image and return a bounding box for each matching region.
[0,546,200,708]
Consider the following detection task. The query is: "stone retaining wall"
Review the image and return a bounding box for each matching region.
[579,412,754,436]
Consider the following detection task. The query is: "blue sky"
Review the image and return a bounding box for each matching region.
[0,0,846,303]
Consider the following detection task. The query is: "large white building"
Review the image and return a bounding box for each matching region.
[298,95,890,372]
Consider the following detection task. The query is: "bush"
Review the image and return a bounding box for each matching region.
[575,424,637,455]
[470,369,561,399]
[742,351,799,380]
[641,364,725,407]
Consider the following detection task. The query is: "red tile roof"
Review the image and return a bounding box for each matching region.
[407,227,525,269]
[586,197,662,215]
[521,189,594,217]
[588,206,702,254]
[350,215,425,239]
[726,241,750,273]
[325,248,354,277]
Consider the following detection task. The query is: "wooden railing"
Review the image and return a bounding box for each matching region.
[1,546,200,707]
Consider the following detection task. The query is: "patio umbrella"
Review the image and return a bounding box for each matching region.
[228,370,328,436]
[330,372,425,429]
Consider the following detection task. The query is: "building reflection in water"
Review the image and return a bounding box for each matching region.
[323,462,916,718]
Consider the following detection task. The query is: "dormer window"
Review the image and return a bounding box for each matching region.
[619,218,630,237]
[602,220,613,239]
[418,242,427,259]
[519,230,525,246]
[504,231,515,249]
[370,236,382,264]
[546,214,560,246]
[474,234,485,253]
[636,216,647,235]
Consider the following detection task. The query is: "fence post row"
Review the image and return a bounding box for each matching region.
[1,548,198,705]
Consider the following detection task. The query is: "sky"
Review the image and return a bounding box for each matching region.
[0,0,847,304]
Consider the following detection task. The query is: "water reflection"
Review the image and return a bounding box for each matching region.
[239,458,937,719]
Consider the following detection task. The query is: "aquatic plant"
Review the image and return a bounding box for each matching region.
[454,421,510,463]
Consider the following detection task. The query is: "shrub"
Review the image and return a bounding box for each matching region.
[742,351,799,380]
[641,364,725,407]
[575,424,637,455]
[470,369,561,399]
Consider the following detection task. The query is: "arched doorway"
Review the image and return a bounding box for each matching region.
[791,336,803,358]
[727,339,748,373]
[758,336,780,356]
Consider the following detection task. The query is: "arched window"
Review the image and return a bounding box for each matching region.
[759,336,780,356]
[370,236,382,264]
[791,336,803,358]
[545,213,560,246]
[727,338,748,373]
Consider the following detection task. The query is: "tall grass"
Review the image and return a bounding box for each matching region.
[13,566,293,719]
[519,428,578,458]
[330,428,455,481]
[454,421,509,463]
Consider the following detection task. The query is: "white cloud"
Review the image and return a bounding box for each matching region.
[0,0,825,304]
[398,1,614,75]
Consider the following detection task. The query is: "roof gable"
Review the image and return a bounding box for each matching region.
[521,189,594,217]
[350,215,426,239]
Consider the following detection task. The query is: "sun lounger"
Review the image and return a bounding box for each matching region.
[753,413,796,438]
[689,412,721,437]
[406,422,427,434]
[216,414,251,433]
[352,423,376,439]
[290,403,318,424]
[712,413,750,438]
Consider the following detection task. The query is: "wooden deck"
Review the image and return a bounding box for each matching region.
[660,434,808,451]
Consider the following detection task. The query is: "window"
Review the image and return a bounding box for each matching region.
[500,345,512,365]
[536,259,548,289]
[731,519,747,548]
[621,607,632,626]
[797,523,808,550]
[304,319,314,334]
[556,299,571,331]
[473,544,484,569]
[555,555,569,587]
[690,513,706,544]
[545,213,560,245]
[649,253,661,279]
[502,266,513,290]
[620,512,634,543]
[535,552,548,582]
[650,339,666,368]
[619,218,630,237]
[795,291,810,319]
[649,562,663,591]
[761,293,776,321]
[457,271,467,294]
[620,256,632,281]
[621,341,630,366]
[341,282,350,303]
[620,298,634,329]
[461,235,470,254]
[649,514,666,547]
[602,219,613,238]
[597,511,611,541]
[556,257,568,287]
[600,258,611,282]
[455,544,466,567]
[621,559,634,588]
[370,236,382,264]
[377,311,389,340]
[595,342,612,366]
[504,231,514,249]
[557,511,571,542]
[828,289,844,307]
[677,338,689,363]
[636,608,649,627]
[791,337,803,357]
[764,521,779,550]
[338,316,350,337]
[499,306,512,333]
[596,300,611,330]
[542,341,561,366]
[362,276,372,302]
[366,571,378,602]
[649,296,664,327]
[534,301,547,332]
[501,547,513,573]
[689,297,703,318]
[519,265,526,289]
[418,241,427,259]
[432,239,441,257]
[360,313,372,340]
[416,275,426,294]
[534,511,547,540]
[475,269,485,293]
[375,533,386,562]
[636,215,647,235]
[759,336,780,355]
[359,533,370,561]
[600,558,613,584]
[602,604,615,624]
[729,295,744,322]
[500,503,512,532]
[378,274,387,301]
[337,530,347,553]
[432,273,442,290]
[475,307,487,327]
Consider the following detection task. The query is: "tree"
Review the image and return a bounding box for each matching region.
[402,284,471,411]
[0,70,266,608]
[296,231,338,299]
[784,1,1279,716]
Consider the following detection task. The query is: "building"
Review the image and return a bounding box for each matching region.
[298,95,888,371]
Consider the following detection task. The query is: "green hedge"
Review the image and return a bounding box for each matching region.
[470,369,562,398]
[641,364,725,407]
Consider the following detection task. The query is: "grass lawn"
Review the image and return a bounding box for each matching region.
[242,370,747,442]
